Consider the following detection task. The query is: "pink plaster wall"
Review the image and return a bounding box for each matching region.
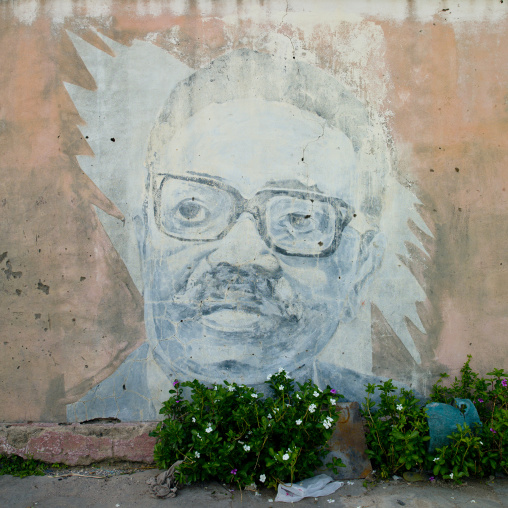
[0,1,506,422]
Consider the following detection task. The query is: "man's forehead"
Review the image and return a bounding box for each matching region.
[156,99,359,202]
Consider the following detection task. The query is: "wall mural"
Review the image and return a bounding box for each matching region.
[2,3,507,424]
[64,37,430,422]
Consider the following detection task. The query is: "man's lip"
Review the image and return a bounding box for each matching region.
[198,308,263,330]
[199,298,285,318]
[174,290,260,305]
[200,301,263,315]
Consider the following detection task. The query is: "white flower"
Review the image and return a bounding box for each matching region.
[347,481,354,485]
[282,453,290,461]
[279,385,284,390]
[194,451,200,458]
[286,403,291,407]
[309,404,317,413]
[313,391,320,397]
[228,385,235,392]
[197,433,202,439]
[449,473,454,479]
[214,386,218,390]
[296,393,301,399]
[330,398,336,405]
[327,500,335,504]
[273,407,279,413]
[278,367,284,373]
[396,404,403,411]
[252,393,258,398]
[243,444,251,452]
[433,457,439,462]
[285,372,290,379]
[267,374,272,380]
[192,417,196,423]
[480,441,483,445]
[259,474,266,483]
[267,414,272,419]
[205,426,213,433]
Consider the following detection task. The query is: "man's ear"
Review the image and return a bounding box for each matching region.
[340,229,386,323]
[354,229,386,293]
[133,214,146,295]
[134,215,145,254]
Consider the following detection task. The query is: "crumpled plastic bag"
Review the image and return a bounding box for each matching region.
[274,474,344,503]
[146,460,183,499]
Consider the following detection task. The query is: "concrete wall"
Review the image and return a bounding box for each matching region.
[0,0,507,423]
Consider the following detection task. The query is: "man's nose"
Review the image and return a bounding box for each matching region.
[206,213,280,272]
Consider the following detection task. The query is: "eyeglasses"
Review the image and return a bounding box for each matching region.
[152,174,354,257]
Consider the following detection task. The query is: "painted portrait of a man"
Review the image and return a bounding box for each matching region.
[1,1,506,428]
[66,46,427,422]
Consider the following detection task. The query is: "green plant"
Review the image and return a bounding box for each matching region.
[0,455,46,478]
[431,423,484,481]
[430,355,491,421]
[430,355,508,478]
[150,369,345,490]
[361,357,508,484]
[361,380,431,479]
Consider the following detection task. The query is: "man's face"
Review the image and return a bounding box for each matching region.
[141,99,374,384]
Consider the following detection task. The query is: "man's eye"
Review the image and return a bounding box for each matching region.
[176,199,208,222]
[287,213,314,230]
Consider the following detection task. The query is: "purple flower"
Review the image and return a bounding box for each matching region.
[173,380,179,386]
[478,398,484,403]
[231,469,237,475]
[175,400,180,403]
[429,476,435,482]
[502,379,507,387]
[490,428,497,434]
[330,389,337,394]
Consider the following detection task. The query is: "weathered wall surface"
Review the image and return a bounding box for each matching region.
[0,0,507,423]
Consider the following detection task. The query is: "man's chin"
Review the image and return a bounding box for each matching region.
[170,358,306,387]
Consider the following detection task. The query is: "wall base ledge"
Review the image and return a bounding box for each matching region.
[0,422,157,466]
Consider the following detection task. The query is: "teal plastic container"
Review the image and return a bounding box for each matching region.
[425,398,482,453]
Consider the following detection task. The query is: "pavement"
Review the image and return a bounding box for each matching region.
[0,469,507,508]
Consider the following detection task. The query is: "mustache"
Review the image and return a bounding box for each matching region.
[172,262,302,321]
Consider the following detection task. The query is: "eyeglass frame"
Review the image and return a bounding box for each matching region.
[152,173,355,258]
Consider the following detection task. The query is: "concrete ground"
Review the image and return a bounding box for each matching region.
[0,469,507,508]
